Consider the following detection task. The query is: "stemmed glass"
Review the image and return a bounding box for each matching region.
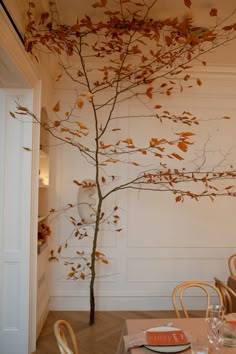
[206,304,225,353]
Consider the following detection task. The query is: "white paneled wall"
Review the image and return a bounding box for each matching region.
[49,66,236,312]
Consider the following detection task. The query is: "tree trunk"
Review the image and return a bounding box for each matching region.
[89,197,102,325]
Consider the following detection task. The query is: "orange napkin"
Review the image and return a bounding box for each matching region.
[146,330,189,346]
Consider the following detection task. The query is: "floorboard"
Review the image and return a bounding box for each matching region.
[34,310,204,354]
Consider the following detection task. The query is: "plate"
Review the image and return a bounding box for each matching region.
[144,326,191,353]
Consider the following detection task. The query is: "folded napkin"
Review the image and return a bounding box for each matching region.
[124,329,189,352]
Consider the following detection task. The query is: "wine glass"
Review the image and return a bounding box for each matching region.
[206,304,225,353]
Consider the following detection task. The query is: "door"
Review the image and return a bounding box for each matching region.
[0,89,33,354]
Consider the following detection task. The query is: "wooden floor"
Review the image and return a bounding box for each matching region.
[34,310,204,354]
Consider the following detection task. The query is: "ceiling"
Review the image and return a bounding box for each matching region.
[55,0,236,27]
[1,0,236,89]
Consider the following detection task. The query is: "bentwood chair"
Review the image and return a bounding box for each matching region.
[228,253,236,276]
[214,277,236,314]
[54,320,79,354]
[172,281,224,318]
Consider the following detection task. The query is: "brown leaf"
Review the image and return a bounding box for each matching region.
[53,120,61,127]
[73,180,82,186]
[209,8,217,16]
[184,0,192,8]
[10,111,16,118]
[17,105,29,112]
[53,101,60,112]
[196,78,202,86]
[154,104,162,109]
[175,195,182,202]
[23,147,32,151]
[71,24,81,31]
[80,272,85,280]
[146,87,153,99]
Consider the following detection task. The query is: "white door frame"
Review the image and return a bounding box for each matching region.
[0,7,41,354]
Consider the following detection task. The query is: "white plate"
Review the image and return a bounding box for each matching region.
[144,326,191,353]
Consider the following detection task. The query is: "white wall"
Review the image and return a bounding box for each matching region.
[48,59,236,311]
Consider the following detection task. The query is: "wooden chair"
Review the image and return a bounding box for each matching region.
[228,254,236,276]
[54,320,79,354]
[214,277,236,314]
[172,281,224,318]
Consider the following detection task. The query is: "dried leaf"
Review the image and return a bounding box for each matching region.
[178,141,188,152]
[209,8,217,16]
[53,120,61,127]
[53,101,60,112]
[154,104,162,109]
[175,195,182,202]
[23,147,32,151]
[172,152,184,160]
[196,78,202,86]
[146,87,153,99]
[184,0,192,8]
[101,259,109,264]
[105,158,120,163]
[80,272,85,280]
[10,111,16,118]
[76,98,84,109]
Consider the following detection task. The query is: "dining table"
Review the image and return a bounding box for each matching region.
[116,315,236,354]
[227,275,236,311]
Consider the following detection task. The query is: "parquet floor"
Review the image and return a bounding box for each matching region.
[34,310,204,354]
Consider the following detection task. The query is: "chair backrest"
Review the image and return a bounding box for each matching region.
[172,281,224,318]
[228,254,236,276]
[54,320,79,354]
[214,277,236,314]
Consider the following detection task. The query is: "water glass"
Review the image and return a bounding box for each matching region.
[206,304,225,352]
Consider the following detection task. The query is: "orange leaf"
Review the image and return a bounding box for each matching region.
[105,158,120,163]
[53,101,60,112]
[154,104,162,109]
[76,98,84,109]
[132,162,140,166]
[172,153,184,160]
[184,0,192,8]
[223,116,231,120]
[10,111,16,118]
[101,259,109,264]
[178,141,188,152]
[122,138,133,145]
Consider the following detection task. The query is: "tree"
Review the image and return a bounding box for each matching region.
[13,0,236,324]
